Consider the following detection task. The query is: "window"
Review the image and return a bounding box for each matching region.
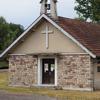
[97,66,100,72]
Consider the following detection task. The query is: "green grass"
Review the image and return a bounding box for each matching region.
[0,72,100,100]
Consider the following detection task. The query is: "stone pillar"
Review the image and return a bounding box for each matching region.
[57,54,93,91]
[40,0,47,15]
[50,0,58,20]
[9,55,38,87]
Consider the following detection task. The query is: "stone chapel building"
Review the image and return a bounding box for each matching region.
[0,0,100,91]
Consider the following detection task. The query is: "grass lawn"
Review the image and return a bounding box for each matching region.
[0,71,100,100]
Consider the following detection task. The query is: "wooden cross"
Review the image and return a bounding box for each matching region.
[42,24,53,49]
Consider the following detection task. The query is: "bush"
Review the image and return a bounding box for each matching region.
[0,61,8,69]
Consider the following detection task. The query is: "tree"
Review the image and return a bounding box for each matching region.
[75,0,100,23]
[0,17,24,53]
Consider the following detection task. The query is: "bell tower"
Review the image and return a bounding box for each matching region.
[40,0,47,15]
[40,0,58,20]
[50,0,58,19]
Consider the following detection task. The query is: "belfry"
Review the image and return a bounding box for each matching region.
[40,0,58,19]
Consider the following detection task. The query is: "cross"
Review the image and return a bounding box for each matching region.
[42,24,53,49]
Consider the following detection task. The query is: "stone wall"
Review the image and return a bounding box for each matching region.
[57,54,93,91]
[9,55,38,86]
[9,54,94,91]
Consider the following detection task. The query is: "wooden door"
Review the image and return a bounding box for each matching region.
[42,58,55,84]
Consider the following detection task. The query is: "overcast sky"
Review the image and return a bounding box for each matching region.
[0,0,77,28]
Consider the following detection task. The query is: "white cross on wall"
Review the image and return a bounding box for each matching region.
[42,24,53,49]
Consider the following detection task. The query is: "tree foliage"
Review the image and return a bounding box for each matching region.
[0,16,24,52]
[75,0,100,23]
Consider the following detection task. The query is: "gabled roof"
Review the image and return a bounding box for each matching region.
[0,14,98,58]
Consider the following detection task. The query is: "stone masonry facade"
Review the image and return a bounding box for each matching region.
[9,55,38,86]
[57,54,93,91]
[9,54,93,91]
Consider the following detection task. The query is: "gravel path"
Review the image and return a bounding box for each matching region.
[0,91,57,100]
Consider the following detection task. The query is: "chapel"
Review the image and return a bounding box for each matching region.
[1,0,100,91]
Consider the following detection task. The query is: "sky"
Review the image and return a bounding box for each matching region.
[0,0,77,29]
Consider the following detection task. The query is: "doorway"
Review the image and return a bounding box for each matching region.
[41,58,55,84]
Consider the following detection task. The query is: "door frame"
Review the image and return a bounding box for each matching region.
[38,56,57,86]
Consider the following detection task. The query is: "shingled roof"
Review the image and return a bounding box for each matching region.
[57,17,100,57]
